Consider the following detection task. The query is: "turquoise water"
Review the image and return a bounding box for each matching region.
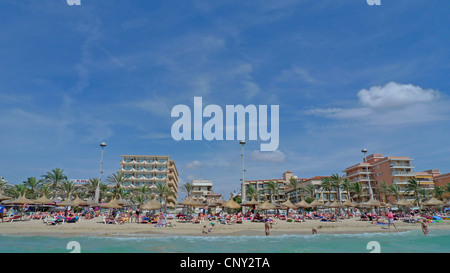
[1,230,449,253]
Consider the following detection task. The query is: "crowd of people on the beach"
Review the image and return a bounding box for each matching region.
[1,203,448,236]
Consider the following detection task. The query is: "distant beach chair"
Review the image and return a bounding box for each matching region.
[103,216,118,225]
[5,215,21,222]
[43,216,64,225]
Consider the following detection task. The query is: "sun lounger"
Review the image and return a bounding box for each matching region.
[102,216,118,225]
[5,215,22,222]
[43,217,64,225]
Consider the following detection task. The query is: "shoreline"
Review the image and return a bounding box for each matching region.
[1,217,449,238]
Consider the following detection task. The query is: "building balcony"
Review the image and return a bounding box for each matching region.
[391,172,414,176]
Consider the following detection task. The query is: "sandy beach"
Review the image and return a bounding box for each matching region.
[1,217,449,238]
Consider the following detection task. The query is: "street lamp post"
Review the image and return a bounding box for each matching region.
[361,148,374,201]
[95,142,107,204]
[240,140,246,214]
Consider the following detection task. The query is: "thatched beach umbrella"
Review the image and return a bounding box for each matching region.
[258,200,276,211]
[141,197,162,211]
[73,195,88,207]
[343,199,357,207]
[86,198,101,208]
[178,196,202,215]
[101,198,122,209]
[10,193,34,220]
[326,201,345,208]
[280,199,297,210]
[394,199,413,207]
[58,198,76,207]
[241,196,261,207]
[444,200,450,207]
[0,191,12,202]
[223,193,241,210]
[422,197,444,207]
[33,194,55,205]
[309,199,324,209]
[363,198,382,208]
[295,199,312,209]
[33,194,56,213]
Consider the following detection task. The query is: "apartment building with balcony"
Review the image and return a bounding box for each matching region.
[435,172,450,199]
[118,155,179,206]
[242,171,301,202]
[343,153,417,202]
[191,180,213,203]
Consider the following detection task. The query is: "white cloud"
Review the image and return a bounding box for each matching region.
[185,160,204,170]
[250,150,286,163]
[357,81,440,110]
[304,82,446,125]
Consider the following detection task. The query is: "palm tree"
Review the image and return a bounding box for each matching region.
[42,168,68,193]
[341,178,352,201]
[303,184,316,202]
[81,178,100,199]
[349,182,364,203]
[433,186,444,200]
[40,185,52,198]
[7,184,27,198]
[57,180,76,200]
[135,184,153,199]
[320,177,333,203]
[330,173,343,203]
[378,182,390,203]
[245,186,257,200]
[388,184,401,203]
[405,178,421,208]
[444,183,450,196]
[155,183,175,212]
[266,181,278,202]
[133,195,146,206]
[288,177,301,204]
[23,177,43,198]
[180,182,193,198]
[107,172,129,190]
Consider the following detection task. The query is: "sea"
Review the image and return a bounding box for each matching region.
[1,229,449,253]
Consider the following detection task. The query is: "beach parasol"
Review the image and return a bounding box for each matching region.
[0,191,12,202]
[9,193,34,220]
[394,199,413,207]
[73,195,88,207]
[101,198,122,209]
[326,200,345,208]
[422,197,444,206]
[343,199,357,207]
[179,196,202,206]
[280,199,297,210]
[86,198,101,208]
[257,200,276,211]
[295,199,312,208]
[33,194,55,205]
[362,198,382,208]
[33,194,56,213]
[222,193,241,210]
[241,196,261,207]
[141,197,163,211]
[214,197,226,206]
[309,199,324,208]
[58,198,76,207]
[116,197,133,207]
[444,200,450,207]
[10,193,34,205]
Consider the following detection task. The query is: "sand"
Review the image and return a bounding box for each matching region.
[1,217,449,237]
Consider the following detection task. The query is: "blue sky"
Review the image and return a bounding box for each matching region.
[1,0,449,199]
